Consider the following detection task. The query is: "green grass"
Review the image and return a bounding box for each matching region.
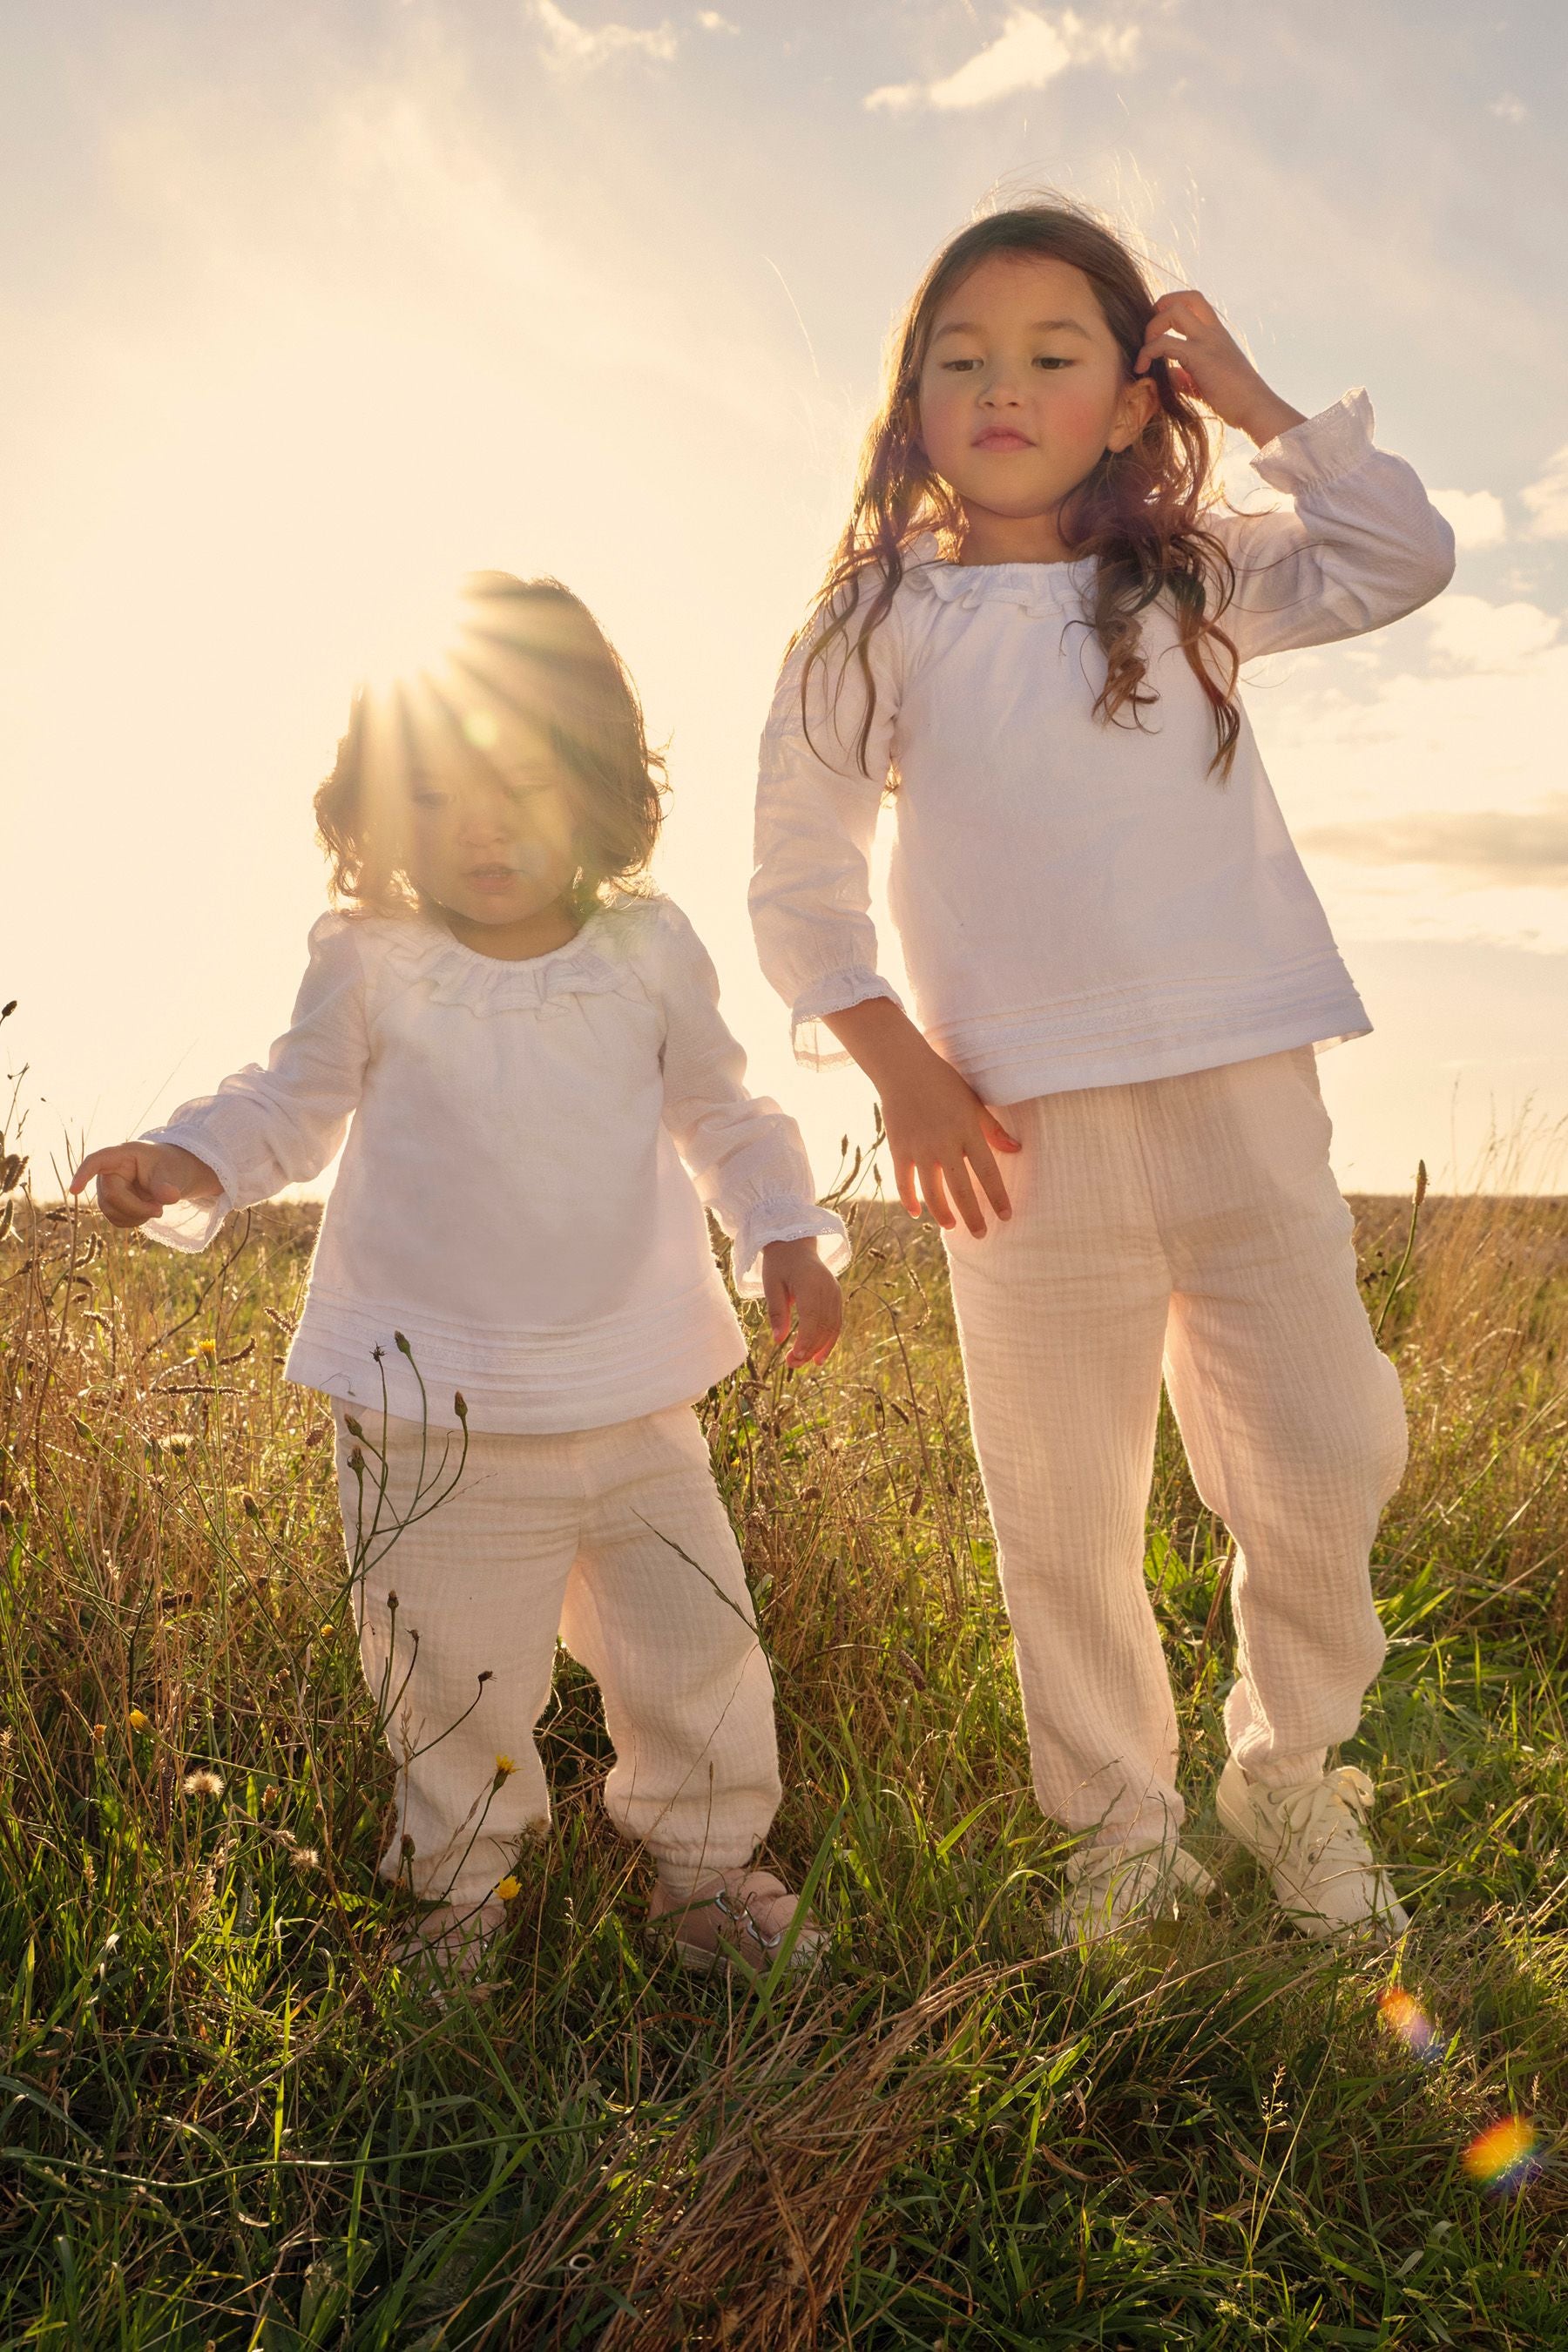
[2,1149,1567,2348]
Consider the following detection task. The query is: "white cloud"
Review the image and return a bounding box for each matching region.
[1301,798,1568,889]
[1255,592,1568,952]
[1489,93,1528,123]
[865,7,1139,114]
[1424,592,1559,671]
[696,9,737,28]
[1522,444,1568,539]
[531,0,677,69]
[1428,486,1507,550]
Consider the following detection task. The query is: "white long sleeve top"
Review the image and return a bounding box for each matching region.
[140,895,849,1434]
[751,390,1456,1104]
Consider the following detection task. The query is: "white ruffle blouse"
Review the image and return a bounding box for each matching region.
[140,895,850,1433]
[751,390,1456,1105]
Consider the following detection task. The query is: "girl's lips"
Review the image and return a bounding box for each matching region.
[973,429,1035,450]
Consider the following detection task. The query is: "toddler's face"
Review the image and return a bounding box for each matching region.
[399,705,578,929]
[917,253,1157,535]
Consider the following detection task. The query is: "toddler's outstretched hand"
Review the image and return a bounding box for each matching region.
[1134,289,1305,447]
[760,1238,842,1368]
[70,1140,221,1230]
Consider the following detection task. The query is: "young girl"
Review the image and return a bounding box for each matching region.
[74,572,848,1981]
[751,203,1455,1943]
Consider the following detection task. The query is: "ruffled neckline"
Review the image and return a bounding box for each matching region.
[903,532,1095,617]
[372,907,648,1017]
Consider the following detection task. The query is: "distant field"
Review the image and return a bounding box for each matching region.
[2,1172,1566,2349]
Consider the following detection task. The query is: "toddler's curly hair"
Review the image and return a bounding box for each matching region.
[315,572,666,914]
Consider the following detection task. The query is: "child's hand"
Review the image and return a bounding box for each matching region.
[1134,290,1306,447]
[824,1000,1020,1239]
[70,1140,221,1229]
[760,1238,843,1367]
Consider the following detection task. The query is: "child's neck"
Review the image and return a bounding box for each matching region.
[438,897,584,963]
[956,504,1076,567]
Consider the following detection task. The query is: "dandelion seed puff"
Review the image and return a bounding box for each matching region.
[289,1846,320,1872]
[159,1434,193,1457]
[181,1768,226,1799]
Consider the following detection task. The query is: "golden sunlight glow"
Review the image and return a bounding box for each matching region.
[353,575,472,695]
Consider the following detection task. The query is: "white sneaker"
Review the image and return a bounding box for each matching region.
[1051,1839,1216,1945]
[1216,1760,1409,1943]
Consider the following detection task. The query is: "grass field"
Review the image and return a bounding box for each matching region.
[3,1111,1568,2348]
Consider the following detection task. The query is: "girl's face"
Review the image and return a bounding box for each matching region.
[398,703,579,929]
[916,252,1157,537]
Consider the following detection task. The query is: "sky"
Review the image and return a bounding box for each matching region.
[4,0,1567,1201]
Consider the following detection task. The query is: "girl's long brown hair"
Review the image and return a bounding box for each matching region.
[804,200,1241,778]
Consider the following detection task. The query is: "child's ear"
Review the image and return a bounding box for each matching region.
[1107,373,1161,453]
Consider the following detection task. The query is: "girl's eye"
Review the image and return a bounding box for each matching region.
[410,788,449,809]
[941,357,983,373]
[1033,355,1071,370]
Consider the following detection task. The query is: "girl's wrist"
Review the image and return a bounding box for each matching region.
[1229,382,1308,447]
[821,997,934,1090]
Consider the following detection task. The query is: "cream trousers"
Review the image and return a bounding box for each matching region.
[333,1402,781,1906]
[943,1047,1408,1851]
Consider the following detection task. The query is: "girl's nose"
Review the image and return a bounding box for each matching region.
[978,367,1024,409]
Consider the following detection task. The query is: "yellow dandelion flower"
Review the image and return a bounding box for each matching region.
[127,1708,149,1732]
[495,1876,521,1902]
[91,1723,106,1742]
[196,1338,216,1360]
[320,1624,335,1642]
[496,1754,517,1776]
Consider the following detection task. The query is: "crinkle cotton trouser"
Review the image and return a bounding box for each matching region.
[943,1046,1409,1853]
[333,1402,781,1907]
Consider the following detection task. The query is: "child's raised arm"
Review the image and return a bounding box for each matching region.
[71,914,371,1252]
[1137,289,1456,661]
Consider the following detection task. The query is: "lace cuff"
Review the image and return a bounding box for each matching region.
[789,971,903,1069]
[133,1125,240,1255]
[730,1200,852,1299]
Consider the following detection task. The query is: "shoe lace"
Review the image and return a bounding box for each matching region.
[1285,1767,1377,1869]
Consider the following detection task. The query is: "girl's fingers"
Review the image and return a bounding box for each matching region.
[968,1135,1013,1222]
[890,1149,918,1219]
[1149,287,1218,328]
[943,1154,987,1240]
[761,1274,791,1345]
[786,1280,841,1365]
[71,1144,136,1193]
[97,1174,152,1227]
[1136,328,1200,376]
[918,1158,954,1229]
[980,1110,1022,1153]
